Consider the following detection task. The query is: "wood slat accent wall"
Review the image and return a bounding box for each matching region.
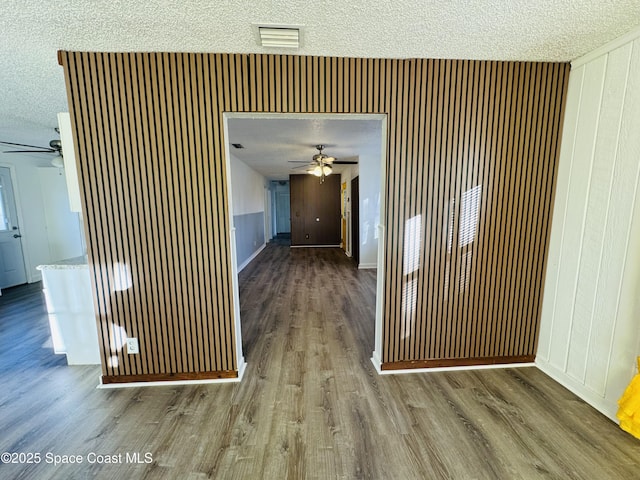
[383,60,570,369]
[60,52,569,381]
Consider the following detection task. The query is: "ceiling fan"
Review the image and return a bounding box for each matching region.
[1,139,64,167]
[289,144,358,182]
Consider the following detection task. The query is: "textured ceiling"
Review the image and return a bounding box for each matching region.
[1,0,639,149]
[227,114,384,179]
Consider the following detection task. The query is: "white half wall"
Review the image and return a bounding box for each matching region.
[536,27,640,422]
[229,153,267,270]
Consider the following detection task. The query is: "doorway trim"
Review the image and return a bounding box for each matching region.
[222,112,387,374]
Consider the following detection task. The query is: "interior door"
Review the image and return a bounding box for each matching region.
[341,181,347,252]
[351,176,359,265]
[0,167,27,288]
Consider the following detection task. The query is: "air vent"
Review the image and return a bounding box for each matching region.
[258,27,300,48]
[231,143,244,149]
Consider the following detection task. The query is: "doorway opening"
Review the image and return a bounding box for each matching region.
[223,113,387,371]
[0,166,28,290]
[351,176,360,266]
[272,180,291,243]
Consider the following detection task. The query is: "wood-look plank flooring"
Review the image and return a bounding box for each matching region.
[1,245,639,479]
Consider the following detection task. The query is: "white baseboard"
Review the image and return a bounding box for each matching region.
[535,359,619,423]
[238,244,266,272]
[358,263,376,269]
[237,358,247,381]
[370,352,383,373]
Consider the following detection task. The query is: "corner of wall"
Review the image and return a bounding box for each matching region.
[539,27,640,423]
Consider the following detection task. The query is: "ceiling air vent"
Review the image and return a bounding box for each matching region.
[258,26,300,49]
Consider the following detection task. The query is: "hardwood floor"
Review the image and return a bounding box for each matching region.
[1,245,639,479]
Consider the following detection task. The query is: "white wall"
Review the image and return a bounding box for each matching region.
[230,153,266,216]
[37,168,84,261]
[340,166,356,257]
[536,27,640,421]
[338,147,382,269]
[357,151,381,269]
[229,154,267,271]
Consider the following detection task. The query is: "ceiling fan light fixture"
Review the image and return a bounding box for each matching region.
[51,154,64,168]
[300,145,337,182]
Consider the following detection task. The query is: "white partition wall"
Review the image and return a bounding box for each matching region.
[228,152,267,272]
[537,27,640,421]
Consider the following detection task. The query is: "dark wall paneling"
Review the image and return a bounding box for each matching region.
[290,174,341,246]
[60,52,569,381]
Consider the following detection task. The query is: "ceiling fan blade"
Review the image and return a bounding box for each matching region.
[0,140,52,150]
[2,149,56,153]
[332,160,358,164]
[291,164,313,169]
[287,161,310,164]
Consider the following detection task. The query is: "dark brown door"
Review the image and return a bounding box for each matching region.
[290,174,341,246]
[351,176,359,265]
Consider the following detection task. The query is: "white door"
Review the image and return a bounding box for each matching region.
[0,167,27,288]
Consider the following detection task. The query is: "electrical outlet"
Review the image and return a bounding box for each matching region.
[126,337,139,354]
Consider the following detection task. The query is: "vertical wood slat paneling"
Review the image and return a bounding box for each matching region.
[62,52,239,381]
[60,53,569,381]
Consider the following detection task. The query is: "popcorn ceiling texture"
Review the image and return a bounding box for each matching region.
[1,0,639,138]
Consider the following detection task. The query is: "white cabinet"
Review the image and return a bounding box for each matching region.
[38,260,100,365]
